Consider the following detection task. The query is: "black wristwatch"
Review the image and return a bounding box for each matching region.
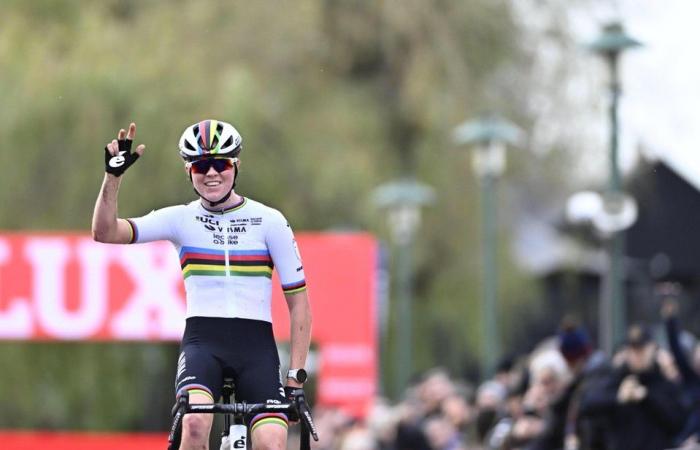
[287,368,308,384]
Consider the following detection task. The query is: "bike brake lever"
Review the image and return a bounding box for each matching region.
[171,392,189,416]
[297,399,319,441]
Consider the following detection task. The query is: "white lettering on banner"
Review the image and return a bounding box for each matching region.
[321,344,374,366]
[0,238,32,338]
[109,243,185,339]
[319,377,375,399]
[26,238,108,339]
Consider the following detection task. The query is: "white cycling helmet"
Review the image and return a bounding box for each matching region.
[178,119,242,161]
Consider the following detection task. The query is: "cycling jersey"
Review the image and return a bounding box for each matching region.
[126,197,306,322]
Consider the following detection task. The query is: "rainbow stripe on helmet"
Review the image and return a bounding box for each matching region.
[195,119,224,155]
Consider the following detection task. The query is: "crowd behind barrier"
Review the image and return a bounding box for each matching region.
[309,297,700,450]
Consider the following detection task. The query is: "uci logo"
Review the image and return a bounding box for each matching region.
[109,151,127,168]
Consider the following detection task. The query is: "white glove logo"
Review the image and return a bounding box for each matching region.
[109,151,127,168]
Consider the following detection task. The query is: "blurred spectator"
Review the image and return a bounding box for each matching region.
[495,356,522,394]
[394,382,432,450]
[339,424,378,450]
[526,349,571,415]
[526,319,611,450]
[419,368,458,417]
[475,380,508,442]
[580,323,687,450]
[424,415,466,450]
[440,384,476,443]
[311,407,355,450]
[660,283,700,448]
[306,312,700,450]
[366,398,399,450]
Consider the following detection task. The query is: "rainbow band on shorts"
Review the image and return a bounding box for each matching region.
[176,384,215,402]
[250,413,289,433]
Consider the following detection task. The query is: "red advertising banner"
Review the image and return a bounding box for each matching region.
[0,432,167,450]
[0,232,379,417]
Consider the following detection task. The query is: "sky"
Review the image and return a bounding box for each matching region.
[573,0,700,188]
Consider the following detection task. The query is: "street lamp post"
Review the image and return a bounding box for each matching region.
[588,22,642,353]
[372,179,435,397]
[453,115,522,377]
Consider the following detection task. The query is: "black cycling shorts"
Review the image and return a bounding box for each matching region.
[175,317,286,406]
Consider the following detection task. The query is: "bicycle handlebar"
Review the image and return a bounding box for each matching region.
[168,392,319,450]
[187,402,296,417]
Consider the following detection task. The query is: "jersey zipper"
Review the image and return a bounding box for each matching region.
[224,222,231,278]
[224,245,230,277]
[225,215,234,307]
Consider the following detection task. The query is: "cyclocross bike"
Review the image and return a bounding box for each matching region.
[168,378,319,450]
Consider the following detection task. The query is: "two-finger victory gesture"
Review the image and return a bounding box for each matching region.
[104,123,146,177]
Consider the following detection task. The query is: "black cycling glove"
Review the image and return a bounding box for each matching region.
[105,138,140,177]
[285,386,319,442]
[284,386,306,404]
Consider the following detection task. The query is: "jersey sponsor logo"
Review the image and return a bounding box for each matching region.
[195,215,249,234]
[212,233,240,245]
[195,214,219,230]
[176,376,196,389]
[176,352,186,378]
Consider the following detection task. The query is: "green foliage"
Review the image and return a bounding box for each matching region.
[0,0,583,427]
[0,342,177,430]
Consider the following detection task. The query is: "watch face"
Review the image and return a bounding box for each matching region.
[296,368,308,383]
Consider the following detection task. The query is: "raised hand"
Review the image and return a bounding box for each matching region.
[104,122,146,177]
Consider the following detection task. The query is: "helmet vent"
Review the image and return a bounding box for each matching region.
[185,140,196,151]
[222,136,233,148]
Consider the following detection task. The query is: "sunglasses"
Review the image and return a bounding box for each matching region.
[187,157,237,175]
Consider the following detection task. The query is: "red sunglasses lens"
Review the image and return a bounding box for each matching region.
[191,159,233,174]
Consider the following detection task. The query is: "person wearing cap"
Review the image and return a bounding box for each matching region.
[525,320,611,450]
[579,323,687,450]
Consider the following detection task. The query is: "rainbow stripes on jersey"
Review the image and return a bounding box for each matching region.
[180,246,273,278]
[179,246,307,293]
[281,279,307,295]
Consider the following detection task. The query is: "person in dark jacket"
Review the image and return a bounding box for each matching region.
[579,324,687,450]
[525,320,611,450]
[659,285,700,447]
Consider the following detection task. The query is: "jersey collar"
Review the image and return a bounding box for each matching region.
[200,196,247,214]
